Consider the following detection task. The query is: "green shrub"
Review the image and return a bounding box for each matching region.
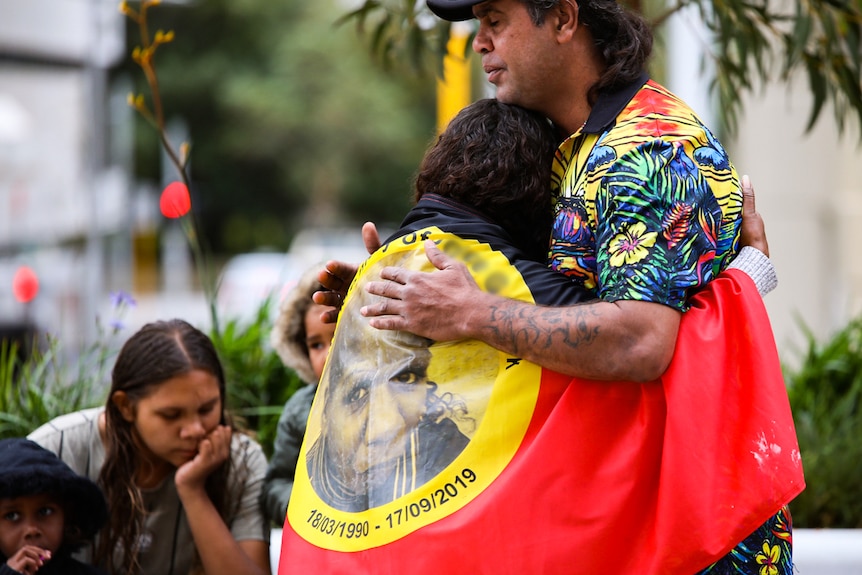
[0,294,141,439]
[212,299,303,458]
[0,332,112,439]
[785,315,862,528]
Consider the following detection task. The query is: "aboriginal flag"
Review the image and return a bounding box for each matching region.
[278,195,804,575]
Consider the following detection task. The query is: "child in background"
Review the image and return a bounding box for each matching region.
[261,266,337,526]
[0,438,108,575]
[29,319,271,575]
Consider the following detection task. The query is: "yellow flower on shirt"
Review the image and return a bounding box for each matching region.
[754,540,781,575]
[608,222,657,267]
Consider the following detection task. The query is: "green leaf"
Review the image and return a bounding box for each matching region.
[785,314,862,528]
[803,53,828,132]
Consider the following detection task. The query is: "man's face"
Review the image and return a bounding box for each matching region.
[471,0,561,113]
[0,494,65,559]
[324,351,431,476]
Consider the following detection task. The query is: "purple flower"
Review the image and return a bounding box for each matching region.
[109,290,137,309]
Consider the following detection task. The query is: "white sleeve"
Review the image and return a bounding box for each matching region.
[727,246,778,297]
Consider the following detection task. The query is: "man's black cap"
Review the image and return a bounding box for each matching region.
[426,0,484,21]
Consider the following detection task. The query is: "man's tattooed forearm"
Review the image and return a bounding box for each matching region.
[484,301,601,355]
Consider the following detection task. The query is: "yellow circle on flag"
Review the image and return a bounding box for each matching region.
[288,228,542,551]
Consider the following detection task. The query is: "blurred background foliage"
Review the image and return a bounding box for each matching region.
[115,0,438,256]
[784,315,862,528]
[1,336,110,439]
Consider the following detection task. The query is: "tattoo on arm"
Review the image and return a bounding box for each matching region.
[484,302,601,356]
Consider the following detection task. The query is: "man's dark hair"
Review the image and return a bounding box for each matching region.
[414,98,559,260]
[524,0,653,103]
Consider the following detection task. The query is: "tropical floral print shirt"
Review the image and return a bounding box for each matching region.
[549,74,742,310]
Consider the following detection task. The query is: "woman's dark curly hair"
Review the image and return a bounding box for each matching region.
[98,319,238,574]
[414,98,560,261]
[524,0,653,104]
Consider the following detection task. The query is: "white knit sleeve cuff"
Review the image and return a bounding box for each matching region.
[727,246,778,297]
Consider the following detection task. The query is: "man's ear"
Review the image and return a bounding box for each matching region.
[111,391,135,422]
[555,0,579,38]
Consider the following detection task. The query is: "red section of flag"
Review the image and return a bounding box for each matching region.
[12,266,39,303]
[279,269,803,575]
[159,181,191,218]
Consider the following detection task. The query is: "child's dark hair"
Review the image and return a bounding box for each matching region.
[0,438,108,557]
[414,99,560,261]
[99,319,243,574]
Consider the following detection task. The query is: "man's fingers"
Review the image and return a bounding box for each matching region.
[378,266,407,285]
[367,316,407,331]
[365,277,404,300]
[360,299,406,325]
[314,259,359,324]
[424,240,452,271]
[313,285,343,325]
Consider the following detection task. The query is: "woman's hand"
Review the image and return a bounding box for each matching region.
[174,425,231,493]
[739,175,769,257]
[173,428,272,575]
[313,222,382,323]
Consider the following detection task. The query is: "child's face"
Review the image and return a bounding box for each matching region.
[306,304,337,381]
[113,368,223,471]
[0,494,65,558]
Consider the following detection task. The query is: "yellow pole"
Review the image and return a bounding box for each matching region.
[436,25,472,133]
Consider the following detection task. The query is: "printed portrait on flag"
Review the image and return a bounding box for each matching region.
[304,273,483,511]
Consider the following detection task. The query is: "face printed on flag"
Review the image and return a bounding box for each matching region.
[325,349,434,477]
[306,327,470,512]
